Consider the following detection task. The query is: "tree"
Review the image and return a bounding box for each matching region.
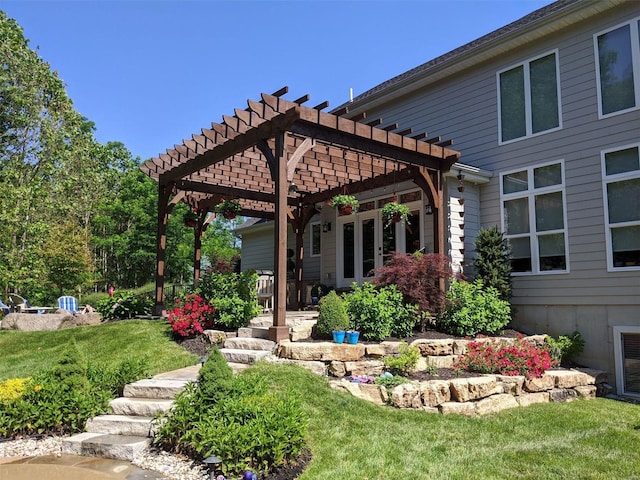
[473,226,512,302]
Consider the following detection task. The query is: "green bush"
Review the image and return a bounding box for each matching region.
[0,340,111,437]
[0,340,151,438]
[197,270,261,329]
[545,331,585,365]
[374,374,408,390]
[383,341,420,376]
[437,280,511,337]
[315,291,350,338]
[343,282,418,341]
[473,226,512,301]
[154,359,307,477]
[96,291,153,321]
[87,355,150,397]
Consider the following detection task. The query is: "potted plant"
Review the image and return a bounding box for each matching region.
[381,201,410,226]
[346,329,360,345]
[183,209,198,228]
[214,198,242,220]
[315,291,350,343]
[329,194,359,215]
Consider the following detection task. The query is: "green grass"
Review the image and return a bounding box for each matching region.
[2,326,639,478]
[0,320,197,380]
[249,362,640,480]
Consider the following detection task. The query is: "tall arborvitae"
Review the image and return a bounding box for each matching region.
[473,226,512,302]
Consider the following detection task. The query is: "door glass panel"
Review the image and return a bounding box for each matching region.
[405,210,421,253]
[342,222,355,279]
[382,221,396,264]
[622,333,640,394]
[361,218,376,277]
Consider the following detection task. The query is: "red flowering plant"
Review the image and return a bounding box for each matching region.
[167,294,216,337]
[454,335,557,379]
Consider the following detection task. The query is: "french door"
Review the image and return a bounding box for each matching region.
[337,207,420,288]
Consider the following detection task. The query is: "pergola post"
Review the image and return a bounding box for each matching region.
[269,131,290,342]
[153,184,172,316]
[193,222,203,288]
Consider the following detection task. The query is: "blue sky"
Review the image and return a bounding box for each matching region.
[3,0,554,162]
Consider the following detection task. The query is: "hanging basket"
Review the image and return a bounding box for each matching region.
[222,211,237,220]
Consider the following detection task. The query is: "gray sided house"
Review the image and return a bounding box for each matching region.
[238,0,640,396]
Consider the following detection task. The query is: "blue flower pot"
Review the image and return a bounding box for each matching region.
[332,330,346,344]
[346,331,360,345]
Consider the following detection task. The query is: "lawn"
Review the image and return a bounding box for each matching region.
[253,362,640,480]
[1,323,639,479]
[0,320,197,380]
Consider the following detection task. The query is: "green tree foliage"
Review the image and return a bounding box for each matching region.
[473,226,512,301]
[0,12,242,303]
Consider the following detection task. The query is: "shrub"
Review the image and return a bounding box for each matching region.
[196,347,234,404]
[437,280,510,337]
[155,359,307,477]
[374,374,408,390]
[315,291,350,338]
[473,226,512,301]
[343,282,418,341]
[374,253,453,316]
[197,270,261,329]
[167,294,216,337]
[87,355,151,397]
[383,341,420,376]
[0,340,112,437]
[545,331,585,365]
[0,378,29,402]
[454,337,556,378]
[96,291,153,321]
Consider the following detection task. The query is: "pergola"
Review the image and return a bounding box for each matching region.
[140,87,460,342]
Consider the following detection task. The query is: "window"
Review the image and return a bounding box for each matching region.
[614,326,640,398]
[310,222,321,257]
[595,17,640,117]
[500,161,568,274]
[602,144,640,270]
[498,51,561,143]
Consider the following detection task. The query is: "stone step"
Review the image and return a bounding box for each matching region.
[220,348,271,364]
[109,397,174,417]
[62,432,151,461]
[123,378,190,399]
[224,337,276,351]
[237,326,270,339]
[85,414,156,437]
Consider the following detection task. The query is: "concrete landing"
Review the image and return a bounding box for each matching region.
[0,454,164,480]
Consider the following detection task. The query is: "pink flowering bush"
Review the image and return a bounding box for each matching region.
[454,336,556,378]
[167,294,216,337]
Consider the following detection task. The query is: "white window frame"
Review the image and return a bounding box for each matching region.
[497,49,563,145]
[601,142,640,272]
[613,325,640,398]
[594,17,640,119]
[309,222,321,257]
[500,159,569,275]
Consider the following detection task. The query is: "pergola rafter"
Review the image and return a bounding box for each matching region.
[141,87,460,341]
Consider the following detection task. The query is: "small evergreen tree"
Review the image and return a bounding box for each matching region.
[473,226,512,302]
[315,291,350,338]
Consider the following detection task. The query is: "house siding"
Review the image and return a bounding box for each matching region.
[354,3,639,385]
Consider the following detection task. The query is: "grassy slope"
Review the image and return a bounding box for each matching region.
[249,363,640,480]
[0,320,197,380]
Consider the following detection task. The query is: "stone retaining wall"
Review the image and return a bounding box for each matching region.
[0,312,101,331]
[276,337,609,415]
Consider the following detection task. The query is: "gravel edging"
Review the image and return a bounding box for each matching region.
[0,436,208,480]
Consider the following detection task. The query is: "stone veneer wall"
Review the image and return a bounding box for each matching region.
[276,336,609,415]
